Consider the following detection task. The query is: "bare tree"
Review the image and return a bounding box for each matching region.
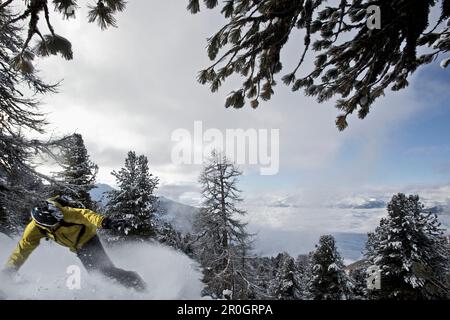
[194,150,255,299]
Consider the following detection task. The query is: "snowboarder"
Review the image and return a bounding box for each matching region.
[1,196,147,291]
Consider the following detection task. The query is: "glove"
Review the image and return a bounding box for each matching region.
[102,217,127,231]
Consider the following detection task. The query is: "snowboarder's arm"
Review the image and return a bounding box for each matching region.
[4,221,44,271]
[61,207,105,228]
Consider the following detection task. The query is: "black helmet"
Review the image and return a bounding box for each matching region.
[31,201,64,227]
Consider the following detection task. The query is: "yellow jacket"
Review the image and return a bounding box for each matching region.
[5,204,106,271]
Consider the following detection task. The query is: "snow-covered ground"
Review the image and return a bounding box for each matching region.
[0,234,203,300]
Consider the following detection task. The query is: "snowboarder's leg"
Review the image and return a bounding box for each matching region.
[77,235,147,291]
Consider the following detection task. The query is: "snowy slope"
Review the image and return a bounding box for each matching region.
[0,233,203,299]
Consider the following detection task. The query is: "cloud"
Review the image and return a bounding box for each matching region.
[242,183,450,257]
[27,2,447,203]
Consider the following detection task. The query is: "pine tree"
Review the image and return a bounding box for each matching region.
[0,0,126,73]
[0,3,70,233]
[194,151,254,299]
[54,133,98,208]
[296,254,312,299]
[1,157,49,235]
[0,199,11,236]
[188,0,450,130]
[155,221,184,250]
[307,235,352,300]
[1,1,127,234]
[6,165,46,228]
[348,265,369,300]
[180,232,195,257]
[249,256,275,299]
[106,151,159,240]
[270,252,301,300]
[365,193,449,299]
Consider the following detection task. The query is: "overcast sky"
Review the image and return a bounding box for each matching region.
[31,2,450,210]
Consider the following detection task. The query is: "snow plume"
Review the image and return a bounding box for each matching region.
[0,234,203,299]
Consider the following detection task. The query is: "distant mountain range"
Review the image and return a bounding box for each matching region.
[265,195,387,209]
[90,183,114,206]
[265,194,450,212]
[335,198,386,209]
